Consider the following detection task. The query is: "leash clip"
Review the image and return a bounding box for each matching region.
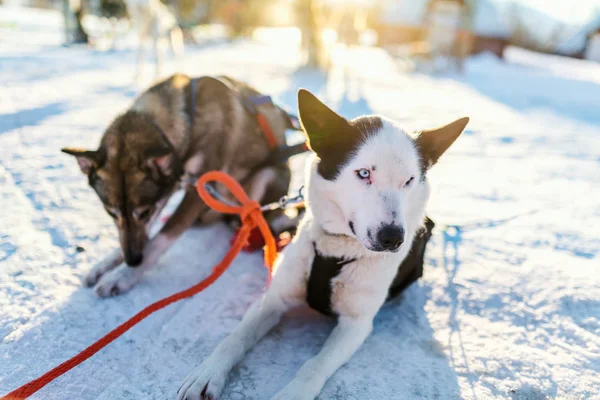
[195,182,305,213]
[260,186,304,212]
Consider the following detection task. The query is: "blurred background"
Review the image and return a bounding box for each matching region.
[2,0,600,73]
[1,1,599,399]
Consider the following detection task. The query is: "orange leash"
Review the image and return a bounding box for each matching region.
[1,171,277,400]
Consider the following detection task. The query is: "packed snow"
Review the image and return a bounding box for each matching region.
[1,7,599,400]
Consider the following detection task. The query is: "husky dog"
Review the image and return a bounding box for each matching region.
[63,74,294,297]
[124,0,184,80]
[177,89,468,400]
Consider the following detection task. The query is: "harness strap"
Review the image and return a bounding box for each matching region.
[307,243,357,316]
[207,76,302,151]
[256,113,279,149]
[183,76,310,193]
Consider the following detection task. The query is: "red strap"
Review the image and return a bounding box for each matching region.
[1,171,277,400]
[256,113,279,149]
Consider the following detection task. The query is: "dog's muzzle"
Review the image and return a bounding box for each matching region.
[376,224,405,252]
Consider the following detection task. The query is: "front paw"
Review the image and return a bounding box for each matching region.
[84,250,123,287]
[94,264,142,297]
[271,382,319,400]
[177,361,228,400]
[84,267,104,287]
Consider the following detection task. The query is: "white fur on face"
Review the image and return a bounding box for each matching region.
[307,118,424,252]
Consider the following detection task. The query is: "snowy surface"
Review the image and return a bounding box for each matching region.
[1,7,600,400]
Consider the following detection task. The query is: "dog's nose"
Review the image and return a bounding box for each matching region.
[377,225,404,251]
[125,253,143,267]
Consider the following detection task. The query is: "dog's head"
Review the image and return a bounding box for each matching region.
[62,111,182,266]
[298,89,468,253]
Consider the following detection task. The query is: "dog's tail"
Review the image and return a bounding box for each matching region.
[170,26,184,57]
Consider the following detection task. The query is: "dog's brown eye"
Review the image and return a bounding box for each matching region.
[137,208,151,221]
[404,176,414,187]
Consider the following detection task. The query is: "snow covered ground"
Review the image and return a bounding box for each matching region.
[1,7,599,400]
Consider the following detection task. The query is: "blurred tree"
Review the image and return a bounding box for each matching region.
[204,0,263,38]
[230,0,246,37]
[73,6,89,43]
[299,0,325,68]
[63,0,90,44]
[63,0,72,43]
[231,0,263,37]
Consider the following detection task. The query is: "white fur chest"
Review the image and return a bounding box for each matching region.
[304,215,414,319]
[329,253,403,318]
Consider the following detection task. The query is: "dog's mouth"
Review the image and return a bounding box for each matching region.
[366,243,402,253]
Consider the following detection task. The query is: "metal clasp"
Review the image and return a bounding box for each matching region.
[261,185,305,212]
[200,183,305,212]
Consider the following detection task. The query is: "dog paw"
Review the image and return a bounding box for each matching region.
[177,362,228,400]
[84,250,123,287]
[94,264,142,297]
[84,268,103,287]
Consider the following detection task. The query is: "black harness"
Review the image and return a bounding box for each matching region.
[306,217,435,316]
[188,77,198,126]
[307,244,357,316]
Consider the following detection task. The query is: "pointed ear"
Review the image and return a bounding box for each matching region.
[145,147,175,176]
[61,148,102,174]
[297,89,349,156]
[414,117,469,170]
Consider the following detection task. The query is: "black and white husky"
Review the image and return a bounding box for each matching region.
[178,89,469,400]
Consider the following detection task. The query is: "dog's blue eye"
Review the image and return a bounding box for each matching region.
[356,168,370,179]
[404,176,414,187]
